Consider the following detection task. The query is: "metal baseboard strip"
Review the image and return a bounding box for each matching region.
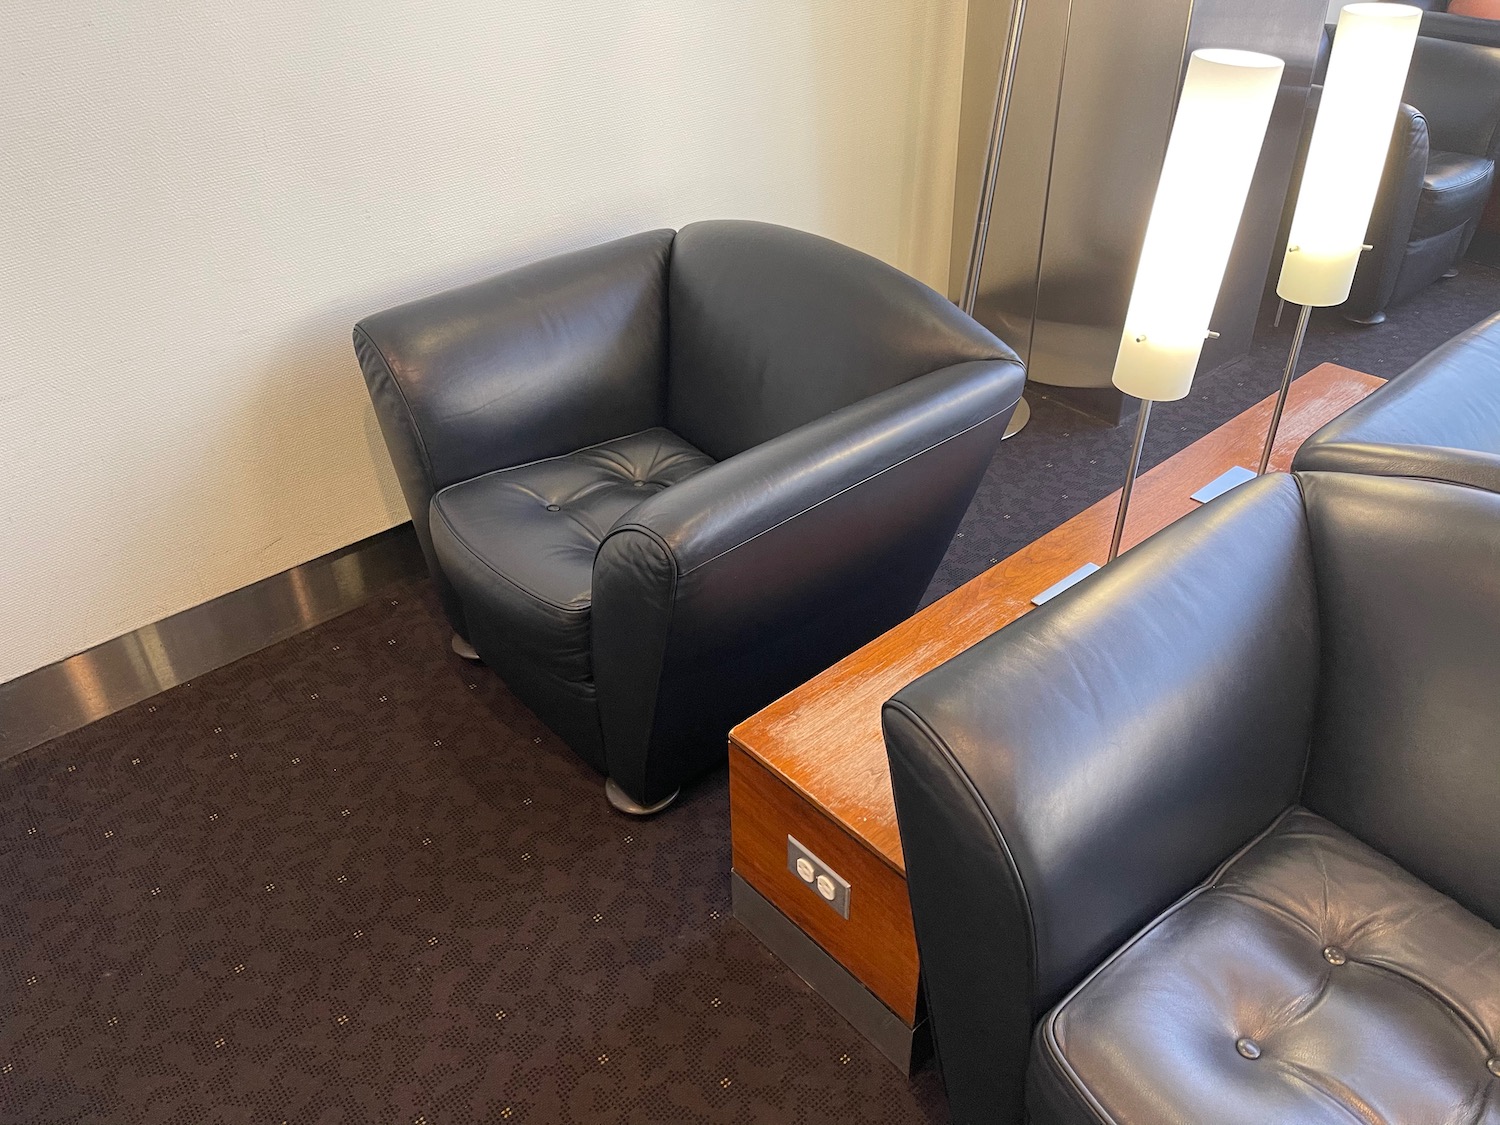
[0,524,426,762]
[730,871,931,1075]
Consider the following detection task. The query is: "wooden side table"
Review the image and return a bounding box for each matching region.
[727,364,1384,1071]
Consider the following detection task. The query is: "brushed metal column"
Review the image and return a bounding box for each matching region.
[958,0,1034,438]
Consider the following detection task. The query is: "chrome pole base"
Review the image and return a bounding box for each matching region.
[450,633,482,662]
[1001,396,1031,440]
[605,778,679,817]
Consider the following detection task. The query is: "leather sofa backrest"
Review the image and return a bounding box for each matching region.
[889,474,1318,1012]
[1293,311,1500,492]
[1300,472,1500,929]
[1405,36,1500,160]
[663,220,1008,461]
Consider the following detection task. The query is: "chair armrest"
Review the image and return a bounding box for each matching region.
[1293,309,1500,492]
[590,357,1023,803]
[1345,105,1429,318]
[881,474,1318,1125]
[1292,441,1500,492]
[353,229,673,630]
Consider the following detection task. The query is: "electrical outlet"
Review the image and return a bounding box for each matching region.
[786,835,851,919]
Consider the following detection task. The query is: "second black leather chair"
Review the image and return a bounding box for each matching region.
[355,221,1024,813]
[886,472,1500,1124]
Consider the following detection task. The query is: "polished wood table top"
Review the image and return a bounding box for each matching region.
[729,363,1384,875]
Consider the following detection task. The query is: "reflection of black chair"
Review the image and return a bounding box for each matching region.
[1344,36,1500,322]
[355,221,1024,814]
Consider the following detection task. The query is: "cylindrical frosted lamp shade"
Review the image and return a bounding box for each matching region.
[1112,50,1284,402]
[1278,4,1421,307]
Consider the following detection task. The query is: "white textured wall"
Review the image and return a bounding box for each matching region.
[0,1,967,684]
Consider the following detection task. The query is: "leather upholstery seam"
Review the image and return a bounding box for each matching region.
[1278,1063,1390,1125]
[1289,472,1321,800]
[606,399,1017,578]
[447,426,711,489]
[1426,164,1493,193]
[1345,954,1500,1055]
[1300,457,1500,490]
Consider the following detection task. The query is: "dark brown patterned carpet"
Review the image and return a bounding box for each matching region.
[0,587,948,1124]
[2,263,1497,1125]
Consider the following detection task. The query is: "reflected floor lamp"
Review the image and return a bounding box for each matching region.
[960,0,1031,439]
[1257,3,1421,472]
[1031,49,1285,604]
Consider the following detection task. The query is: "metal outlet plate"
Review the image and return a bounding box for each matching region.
[787,835,851,919]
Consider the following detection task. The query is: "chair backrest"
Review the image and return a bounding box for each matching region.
[884,474,1318,1125]
[663,220,1009,461]
[1406,36,1500,160]
[1300,472,1500,929]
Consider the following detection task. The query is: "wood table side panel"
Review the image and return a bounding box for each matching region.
[728,745,920,1024]
[731,365,1384,873]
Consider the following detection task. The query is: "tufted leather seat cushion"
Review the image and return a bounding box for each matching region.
[1413,151,1496,238]
[428,428,714,765]
[1030,806,1500,1125]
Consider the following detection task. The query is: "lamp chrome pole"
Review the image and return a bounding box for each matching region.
[1256,301,1312,474]
[1107,399,1152,562]
[960,0,1030,439]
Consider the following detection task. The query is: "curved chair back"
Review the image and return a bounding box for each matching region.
[664,220,1006,460]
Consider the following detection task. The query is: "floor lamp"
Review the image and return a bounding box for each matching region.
[1032,50,1284,605]
[1256,3,1421,472]
[960,0,1031,440]
[1107,49,1285,560]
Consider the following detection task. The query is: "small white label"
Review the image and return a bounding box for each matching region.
[795,857,815,883]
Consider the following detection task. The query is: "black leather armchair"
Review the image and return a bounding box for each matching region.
[355,221,1024,813]
[1295,308,1500,489]
[1343,36,1500,322]
[884,472,1500,1124]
